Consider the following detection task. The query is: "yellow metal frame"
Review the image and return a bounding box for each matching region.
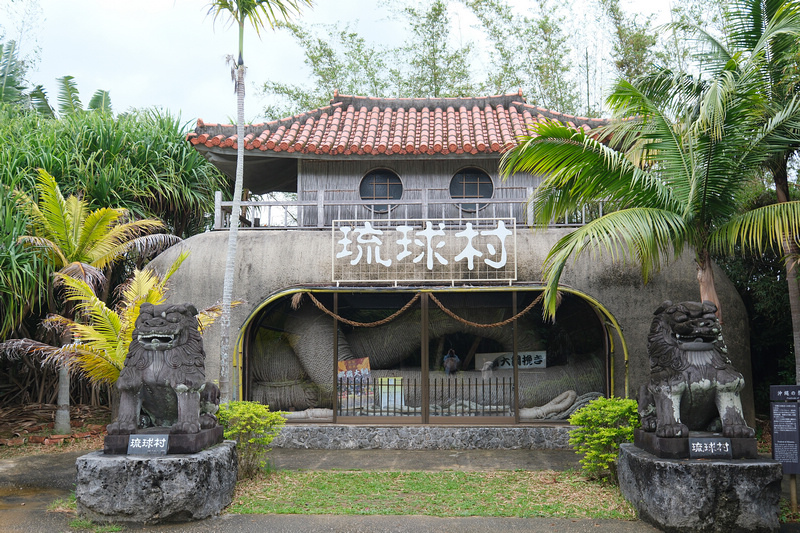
[233,284,630,402]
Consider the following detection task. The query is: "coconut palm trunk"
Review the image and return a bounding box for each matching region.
[217,11,249,403]
[209,0,313,403]
[696,251,722,322]
[218,55,245,403]
[54,365,70,433]
[786,251,800,382]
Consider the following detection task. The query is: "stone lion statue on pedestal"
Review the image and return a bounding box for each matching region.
[107,303,219,435]
[638,300,754,439]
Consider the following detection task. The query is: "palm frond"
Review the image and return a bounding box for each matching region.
[56,261,105,293]
[17,235,69,267]
[729,0,800,62]
[52,342,124,385]
[56,75,83,116]
[93,232,180,270]
[30,169,75,262]
[538,208,689,318]
[75,206,126,261]
[118,268,161,305]
[28,85,55,117]
[209,0,313,37]
[661,20,733,73]
[709,200,800,256]
[502,120,677,227]
[161,250,189,283]
[604,79,700,202]
[88,89,112,113]
[0,338,60,361]
[751,94,800,157]
[86,220,174,269]
[0,40,26,104]
[54,273,123,339]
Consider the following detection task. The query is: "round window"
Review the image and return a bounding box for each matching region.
[360,169,403,213]
[449,167,494,211]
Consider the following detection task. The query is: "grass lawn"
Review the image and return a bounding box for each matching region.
[1,433,637,521]
[0,407,792,524]
[232,469,637,519]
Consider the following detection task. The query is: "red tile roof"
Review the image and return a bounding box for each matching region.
[188,91,607,157]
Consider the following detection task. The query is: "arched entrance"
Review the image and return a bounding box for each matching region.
[238,285,626,424]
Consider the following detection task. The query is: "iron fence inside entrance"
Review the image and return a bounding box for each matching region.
[337,376,515,418]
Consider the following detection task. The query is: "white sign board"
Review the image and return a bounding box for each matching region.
[476,351,547,370]
[332,218,516,283]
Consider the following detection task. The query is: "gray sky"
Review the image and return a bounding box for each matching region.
[5,0,670,127]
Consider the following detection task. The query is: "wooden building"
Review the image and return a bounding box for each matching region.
[154,91,752,430]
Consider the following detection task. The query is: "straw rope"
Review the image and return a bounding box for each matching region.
[428,292,545,328]
[304,292,421,328]
[301,291,548,330]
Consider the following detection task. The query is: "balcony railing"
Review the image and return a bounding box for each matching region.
[213,188,605,230]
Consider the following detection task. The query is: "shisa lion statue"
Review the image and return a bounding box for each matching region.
[107,303,220,435]
[638,300,754,439]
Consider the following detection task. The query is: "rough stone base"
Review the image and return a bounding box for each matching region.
[103,426,224,454]
[272,424,572,449]
[76,441,237,524]
[618,443,782,533]
[634,429,758,459]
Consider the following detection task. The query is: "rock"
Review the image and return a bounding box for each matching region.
[617,443,782,533]
[75,441,237,524]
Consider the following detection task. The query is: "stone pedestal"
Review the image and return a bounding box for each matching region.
[76,441,237,524]
[103,426,224,454]
[634,429,758,459]
[617,443,782,533]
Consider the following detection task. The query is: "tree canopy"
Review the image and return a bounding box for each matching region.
[501,61,800,321]
[258,0,733,119]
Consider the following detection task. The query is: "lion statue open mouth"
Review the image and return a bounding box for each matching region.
[638,300,754,439]
[107,303,219,435]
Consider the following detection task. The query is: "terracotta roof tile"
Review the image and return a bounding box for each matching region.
[188,92,607,157]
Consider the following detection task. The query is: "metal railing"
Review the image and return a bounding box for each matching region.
[336,376,514,418]
[213,189,605,230]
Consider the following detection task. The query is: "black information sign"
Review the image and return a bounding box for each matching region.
[688,437,733,459]
[770,385,800,402]
[771,385,800,474]
[127,434,169,455]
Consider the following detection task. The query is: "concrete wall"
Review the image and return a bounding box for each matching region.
[148,227,753,421]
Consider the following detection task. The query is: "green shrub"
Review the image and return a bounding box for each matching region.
[217,401,285,479]
[568,396,640,482]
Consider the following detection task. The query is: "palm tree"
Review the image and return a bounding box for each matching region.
[687,0,800,380]
[207,0,313,402]
[500,62,800,323]
[1,252,236,422]
[16,169,179,432]
[3,253,190,388]
[33,253,231,385]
